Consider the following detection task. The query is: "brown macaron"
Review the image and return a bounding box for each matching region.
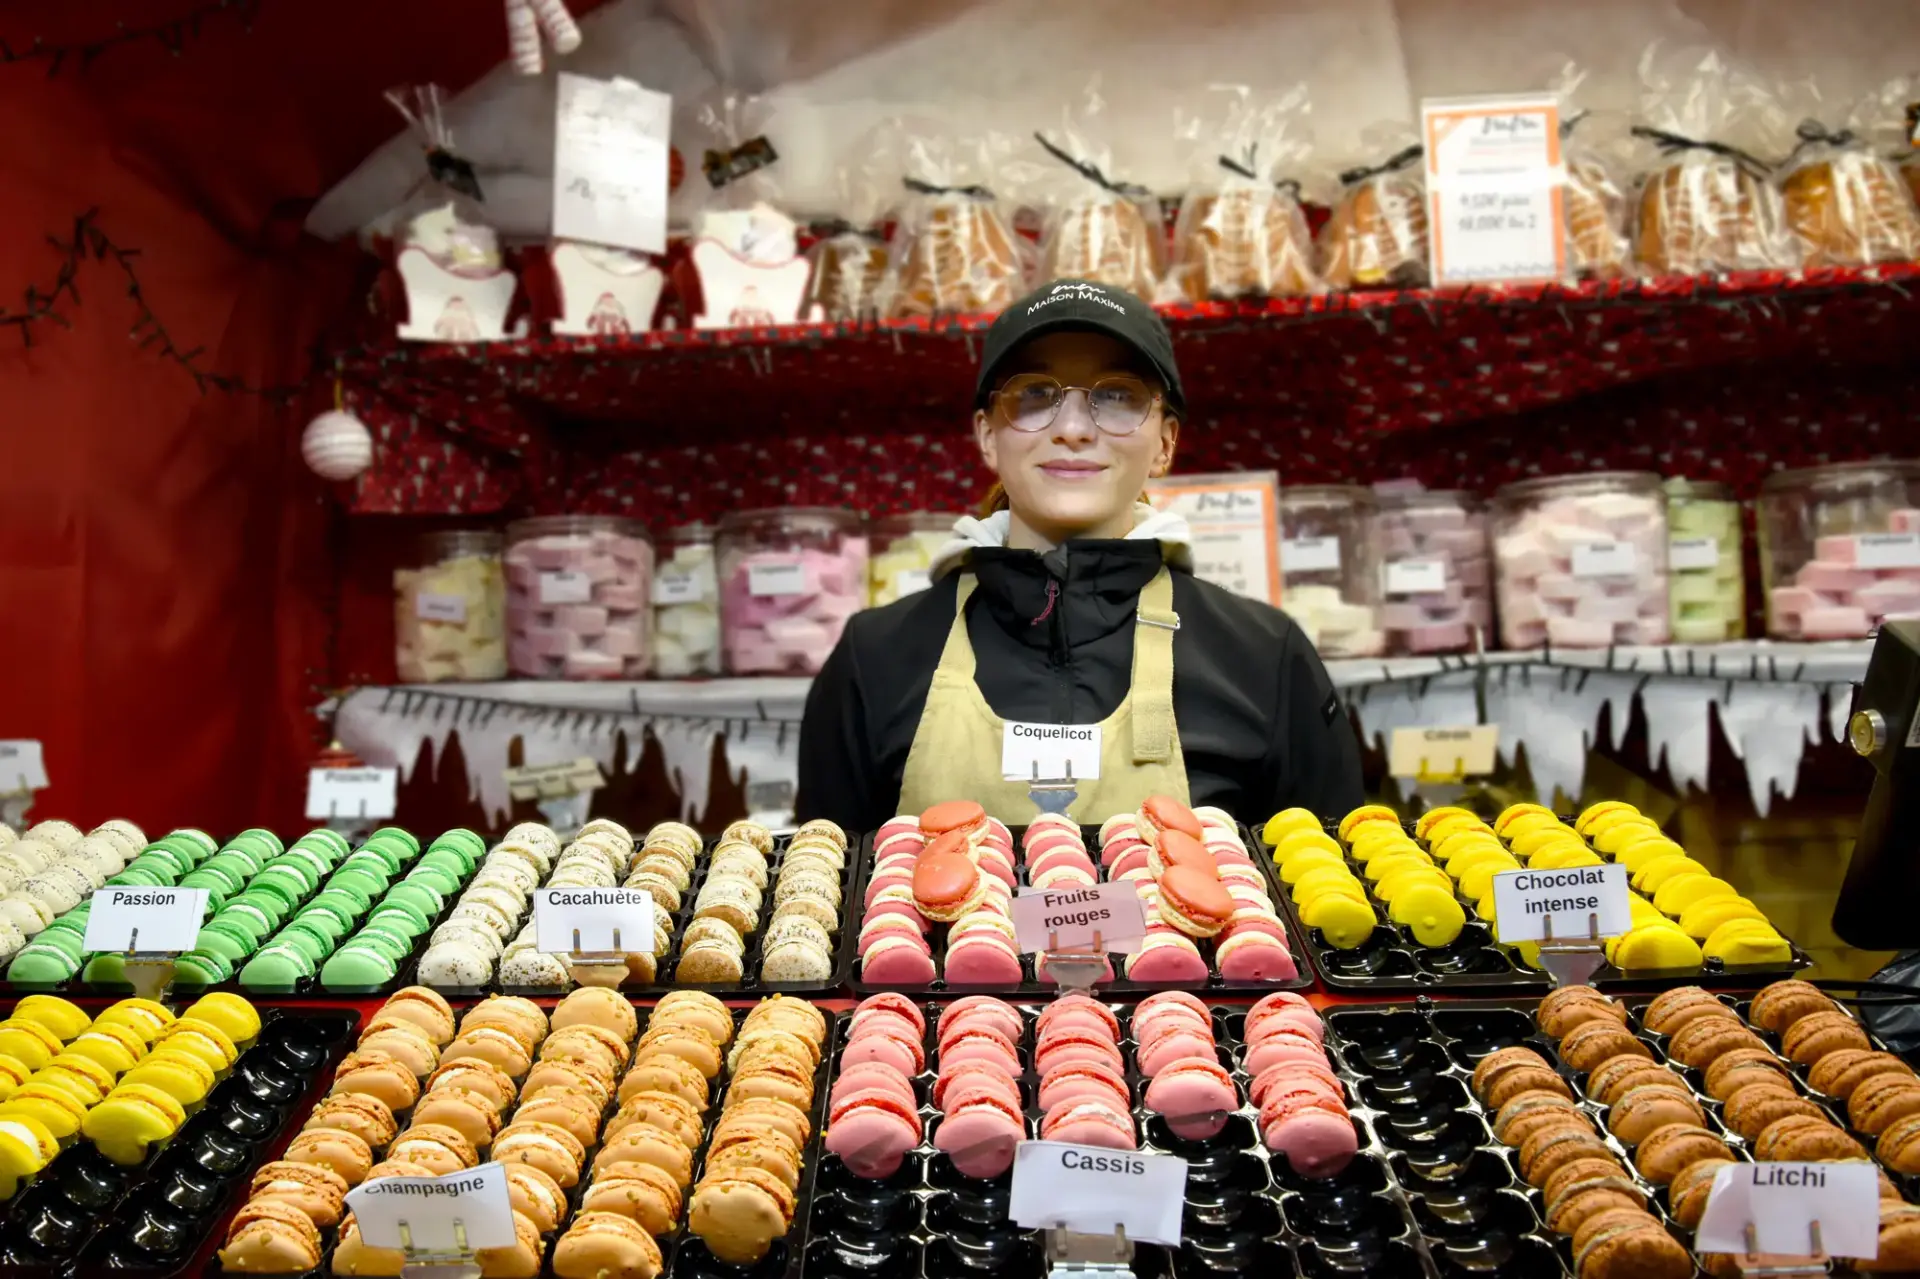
[505,1163,569,1234]
[1809,1049,1916,1101]
[708,1096,812,1151]
[593,1122,696,1188]
[554,1212,665,1279]
[1519,1124,1616,1187]
[1642,986,1736,1036]
[1782,1009,1871,1067]
[550,986,640,1043]
[442,1025,535,1078]
[1749,979,1835,1033]
[217,1200,324,1274]
[630,1025,723,1080]
[331,1215,406,1276]
[474,1209,543,1279]
[459,996,550,1044]
[618,1053,710,1109]
[522,1058,612,1108]
[331,1049,422,1112]
[425,1059,519,1112]
[1605,1083,1705,1145]
[302,1093,399,1148]
[1723,1087,1827,1142]
[1494,1092,1590,1146]
[246,1161,350,1229]
[1545,1171,1647,1237]
[1632,1123,1732,1185]
[1572,1206,1662,1259]
[1487,1064,1580,1113]
[1572,1210,1693,1279]
[651,990,736,1047]
[1754,1114,1867,1161]
[688,1164,797,1267]
[704,1131,803,1191]
[282,1127,376,1186]
[740,995,830,1052]
[1539,988,1629,1039]
[1703,1048,1794,1102]
[1586,1056,1683,1107]
[355,1023,441,1078]
[1559,1021,1652,1073]
[1853,1073,1920,1136]
[510,1090,606,1147]
[1542,1155,1631,1207]
[1669,1158,1738,1228]
[607,1090,705,1149]
[1882,1114,1920,1175]
[373,986,457,1046]
[1859,1201,1920,1273]
[387,1123,479,1176]
[1666,1018,1767,1070]
[493,1119,588,1188]
[541,1024,633,1074]
[578,1162,685,1236]
[410,1087,503,1151]
[1471,1046,1555,1100]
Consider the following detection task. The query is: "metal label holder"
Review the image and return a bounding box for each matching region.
[564,926,628,989]
[1040,927,1108,995]
[1731,1219,1830,1276]
[397,1219,481,1279]
[1026,762,1080,818]
[121,928,179,1004]
[1046,1222,1133,1279]
[1536,910,1607,989]
[1414,753,1470,786]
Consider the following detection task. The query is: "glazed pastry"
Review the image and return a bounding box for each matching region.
[808,231,890,320]
[1778,125,1920,268]
[889,185,1026,318]
[1633,138,1787,275]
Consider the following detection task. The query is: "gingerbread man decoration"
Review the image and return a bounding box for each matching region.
[505,0,582,75]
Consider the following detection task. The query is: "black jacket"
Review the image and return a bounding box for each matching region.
[795,538,1364,833]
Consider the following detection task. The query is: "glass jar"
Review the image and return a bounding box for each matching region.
[1281,485,1382,658]
[1758,460,1920,640]
[1374,490,1490,655]
[1665,479,1747,643]
[1492,472,1669,649]
[869,512,961,606]
[394,530,507,682]
[717,508,869,675]
[652,523,721,678]
[503,515,653,679]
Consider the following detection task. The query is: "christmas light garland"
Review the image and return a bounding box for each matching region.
[0,0,258,75]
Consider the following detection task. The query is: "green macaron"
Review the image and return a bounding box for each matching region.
[168,828,218,857]
[300,828,351,859]
[367,898,430,937]
[107,864,169,889]
[382,881,444,919]
[430,828,486,861]
[328,865,389,901]
[170,949,235,988]
[216,900,278,942]
[234,827,285,856]
[245,865,310,910]
[404,863,464,898]
[238,943,315,989]
[370,826,420,856]
[320,946,397,990]
[194,919,260,962]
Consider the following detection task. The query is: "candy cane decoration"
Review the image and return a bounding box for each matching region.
[505,0,582,75]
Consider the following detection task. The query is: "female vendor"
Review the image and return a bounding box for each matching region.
[797,278,1364,831]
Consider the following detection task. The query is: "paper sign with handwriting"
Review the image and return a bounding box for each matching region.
[1011,882,1147,955]
[1491,863,1631,945]
[1694,1160,1878,1260]
[534,887,655,955]
[305,767,398,822]
[1146,472,1281,605]
[1010,1141,1187,1244]
[346,1162,516,1254]
[84,886,210,953]
[553,74,672,255]
[1423,94,1566,283]
[0,741,48,793]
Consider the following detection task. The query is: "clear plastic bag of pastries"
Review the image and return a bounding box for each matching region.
[1628,46,1796,276]
[1030,86,1165,297]
[384,84,502,279]
[1554,84,1634,281]
[805,143,894,322]
[883,123,1033,319]
[1318,138,1428,290]
[1776,115,1920,269]
[1163,86,1321,301]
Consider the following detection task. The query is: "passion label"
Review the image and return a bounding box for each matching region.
[1009,1140,1187,1245]
[84,886,210,953]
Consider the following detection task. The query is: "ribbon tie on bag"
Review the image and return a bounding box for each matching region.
[1788,118,1858,161]
[1338,144,1422,188]
[426,149,485,202]
[1035,133,1150,197]
[901,177,997,200]
[1630,126,1771,179]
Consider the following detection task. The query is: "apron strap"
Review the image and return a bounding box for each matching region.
[1131,567,1179,763]
[937,576,980,678]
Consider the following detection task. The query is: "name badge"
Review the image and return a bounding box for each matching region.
[1490,863,1631,945]
[1694,1160,1878,1260]
[1010,883,1148,955]
[84,886,210,953]
[1002,721,1101,783]
[533,887,655,955]
[1009,1140,1187,1245]
[345,1163,517,1253]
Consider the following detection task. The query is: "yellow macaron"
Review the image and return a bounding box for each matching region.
[1261,808,1324,846]
[1298,891,1377,949]
[182,994,261,1046]
[11,996,91,1043]
[64,1021,149,1074]
[34,1053,116,1105]
[119,1048,217,1106]
[0,1083,90,1140]
[82,1082,188,1166]
[93,999,176,1045]
[0,1021,64,1072]
[1573,800,1639,835]
[1679,895,1768,940]
[152,1018,237,1070]
[0,1113,58,1198]
[1337,805,1402,842]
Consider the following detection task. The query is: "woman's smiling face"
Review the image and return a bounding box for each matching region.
[973,331,1179,550]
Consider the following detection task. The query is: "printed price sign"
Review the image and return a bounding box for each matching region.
[1010,1141,1188,1245]
[1002,722,1102,783]
[1387,726,1499,780]
[305,767,399,821]
[1423,94,1566,284]
[0,741,47,793]
[83,886,210,953]
[1146,472,1282,605]
[1384,559,1448,595]
[1695,1160,1879,1260]
[1490,863,1631,945]
[538,570,594,605]
[346,1163,517,1254]
[553,74,673,255]
[503,758,605,803]
[1010,882,1148,955]
[534,887,655,955]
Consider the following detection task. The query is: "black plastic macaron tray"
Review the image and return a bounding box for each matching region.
[846,825,1314,997]
[252,1001,835,1279]
[1265,823,1812,996]
[808,999,1444,1279]
[0,1007,356,1279]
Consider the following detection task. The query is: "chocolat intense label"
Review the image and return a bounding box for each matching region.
[1489,861,1631,945]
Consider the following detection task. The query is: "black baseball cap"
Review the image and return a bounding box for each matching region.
[974,278,1186,418]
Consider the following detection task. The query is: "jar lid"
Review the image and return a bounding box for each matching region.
[1663,477,1736,501]
[1280,484,1376,508]
[1760,458,1920,494]
[505,514,648,539]
[1494,470,1665,502]
[717,506,865,534]
[1374,488,1483,511]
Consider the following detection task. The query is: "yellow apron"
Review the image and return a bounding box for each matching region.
[897,565,1190,824]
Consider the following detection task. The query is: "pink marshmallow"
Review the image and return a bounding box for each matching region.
[1892,510,1920,535]
[1798,606,1872,640]
[1405,622,1472,651]
[1546,616,1616,647]
[1795,561,1876,595]
[595,583,646,611]
[563,650,625,679]
[1814,535,1860,565]
[554,605,608,636]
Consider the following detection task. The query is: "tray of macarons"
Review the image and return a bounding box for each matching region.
[1261,802,1812,995]
[848,797,1311,995]
[1325,983,1920,1279]
[411,818,853,999]
[0,992,356,1279]
[212,985,834,1279]
[809,989,1447,1279]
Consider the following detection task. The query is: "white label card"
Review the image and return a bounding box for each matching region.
[1001,721,1102,784]
[1423,94,1565,284]
[503,758,606,803]
[1571,540,1638,579]
[346,1162,517,1254]
[533,887,655,955]
[1146,473,1282,605]
[538,570,594,605]
[748,561,809,597]
[652,570,707,606]
[0,740,48,793]
[1387,726,1499,780]
[1694,1160,1879,1260]
[1283,535,1342,574]
[1010,882,1148,955]
[414,592,469,623]
[1490,863,1632,945]
[893,568,932,597]
[1384,559,1449,595]
[83,886,210,952]
[1669,537,1721,571]
[305,767,399,822]
[553,74,672,255]
[1010,1141,1187,1245]
[1856,532,1920,570]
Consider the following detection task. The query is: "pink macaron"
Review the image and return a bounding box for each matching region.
[1221,911,1290,943]
[864,870,916,908]
[1134,990,1213,1033]
[1209,844,1257,867]
[1245,1029,1330,1078]
[1100,836,1148,868]
[935,1090,1024,1180]
[1137,1024,1219,1078]
[831,1062,919,1111]
[940,1026,1022,1076]
[851,992,927,1036]
[1041,1100,1137,1150]
[1144,1056,1239,1141]
[863,888,929,931]
[942,933,1024,985]
[860,936,937,985]
[875,816,921,843]
[937,996,1025,1045]
[1217,932,1299,982]
[1125,936,1211,984]
[1247,993,1324,1044]
[1260,1090,1357,1179]
[1105,845,1152,880]
[1036,1060,1131,1113]
[1028,844,1099,879]
[824,1085,923,1179]
[1036,995,1121,1041]
[1034,1029,1125,1077]
[1249,1059,1344,1109]
[858,915,931,954]
[933,1058,1022,1110]
[1218,863,1267,890]
[1023,828,1087,863]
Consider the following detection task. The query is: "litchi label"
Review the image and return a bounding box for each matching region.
[1010,1140,1188,1244]
[1694,1160,1877,1259]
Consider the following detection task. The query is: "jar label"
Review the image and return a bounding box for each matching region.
[748,560,809,597]
[1383,559,1447,595]
[1856,533,1920,570]
[415,592,469,623]
[1669,537,1720,571]
[1571,540,1637,578]
[1283,535,1341,574]
[539,570,594,605]
[653,570,707,606]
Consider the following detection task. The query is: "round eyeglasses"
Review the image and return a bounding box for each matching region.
[990,373,1162,436]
